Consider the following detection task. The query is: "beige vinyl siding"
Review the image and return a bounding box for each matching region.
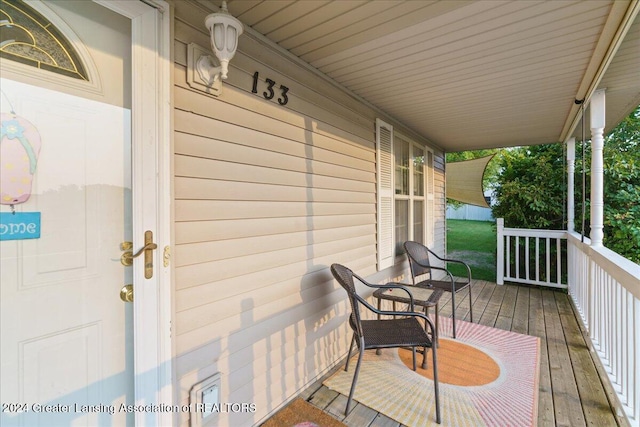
[173,6,374,427]
[172,103,374,426]
[171,1,447,425]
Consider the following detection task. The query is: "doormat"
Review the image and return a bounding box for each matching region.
[324,317,540,426]
[261,398,346,427]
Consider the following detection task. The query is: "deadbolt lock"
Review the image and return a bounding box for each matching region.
[120,284,133,303]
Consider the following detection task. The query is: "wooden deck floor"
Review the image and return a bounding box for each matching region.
[292,280,622,427]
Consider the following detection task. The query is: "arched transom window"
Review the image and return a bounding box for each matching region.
[0,0,88,80]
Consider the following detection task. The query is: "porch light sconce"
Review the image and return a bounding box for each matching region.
[197,1,243,87]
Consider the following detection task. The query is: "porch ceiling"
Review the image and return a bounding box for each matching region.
[207,0,640,152]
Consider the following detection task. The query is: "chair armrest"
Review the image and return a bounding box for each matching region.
[420,265,455,283]
[440,258,472,282]
[352,273,416,310]
[427,250,472,283]
[426,249,446,262]
[409,251,455,279]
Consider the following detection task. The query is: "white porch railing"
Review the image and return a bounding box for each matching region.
[496,217,640,427]
[568,232,640,427]
[496,218,568,288]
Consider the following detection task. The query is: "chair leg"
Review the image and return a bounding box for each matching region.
[345,343,365,415]
[432,342,441,424]
[421,306,429,369]
[435,304,440,347]
[468,284,473,323]
[376,299,382,355]
[344,334,356,372]
[420,346,428,370]
[451,290,457,339]
[412,347,417,371]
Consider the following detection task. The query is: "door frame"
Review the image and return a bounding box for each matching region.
[93,1,172,425]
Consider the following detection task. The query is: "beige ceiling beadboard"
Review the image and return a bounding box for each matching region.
[197,0,640,152]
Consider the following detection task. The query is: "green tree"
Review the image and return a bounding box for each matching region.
[491,144,566,229]
[598,107,639,262]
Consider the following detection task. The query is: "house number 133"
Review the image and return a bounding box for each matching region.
[252,72,289,106]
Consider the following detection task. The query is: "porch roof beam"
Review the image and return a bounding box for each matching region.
[560,0,640,142]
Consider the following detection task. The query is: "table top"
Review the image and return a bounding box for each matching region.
[373,284,443,307]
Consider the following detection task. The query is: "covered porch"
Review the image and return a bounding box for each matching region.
[289,279,623,427]
[178,1,640,425]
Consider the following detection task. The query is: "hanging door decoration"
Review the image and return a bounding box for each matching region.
[0,111,42,240]
[1,112,42,205]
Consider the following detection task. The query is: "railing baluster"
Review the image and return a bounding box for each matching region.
[515,236,520,279]
[524,237,531,280]
[506,235,511,280]
[606,272,612,371]
[631,292,637,412]
[623,291,629,403]
[612,282,624,390]
[544,237,549,285]
[536,237,540,282]
[556,238,561,287]
[607,272,613,371]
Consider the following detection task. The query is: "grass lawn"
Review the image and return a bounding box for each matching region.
[446,219,497,282]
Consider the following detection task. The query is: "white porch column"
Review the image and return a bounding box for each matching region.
[590,89,606,247]
[566,137,575,233]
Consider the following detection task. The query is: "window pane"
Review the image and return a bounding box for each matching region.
[395,137,409,195]
[413,146,424,196]
[413,200,424,244]
[395,200,409,255]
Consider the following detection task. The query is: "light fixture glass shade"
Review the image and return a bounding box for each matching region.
[204,2,243,80]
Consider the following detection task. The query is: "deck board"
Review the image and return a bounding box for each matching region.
[262,281,620,427]
[495,284,518,331]
[554,293,617,427]
[479,281,505,327]
[529,287,556,427]
[543,289,587,426]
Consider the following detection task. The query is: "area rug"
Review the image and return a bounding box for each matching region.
[261,398,346,427]
[324,317,540,427]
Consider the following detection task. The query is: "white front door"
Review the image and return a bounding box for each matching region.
[0,1,171,426]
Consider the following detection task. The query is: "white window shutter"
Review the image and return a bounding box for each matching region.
[376,119,394,270]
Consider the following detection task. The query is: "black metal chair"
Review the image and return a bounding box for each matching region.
[331,263,441,423]
[404,241,473,339]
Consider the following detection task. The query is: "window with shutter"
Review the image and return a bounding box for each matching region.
[377,119,435,271]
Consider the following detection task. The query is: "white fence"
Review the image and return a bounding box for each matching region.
[446,204,494,221]
[496,218,567,288]
[568,232,640,427]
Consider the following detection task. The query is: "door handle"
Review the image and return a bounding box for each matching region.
[120,230,157,279]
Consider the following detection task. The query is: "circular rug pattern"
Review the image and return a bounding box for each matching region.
[324,316,541,426]
[398,339,501,386]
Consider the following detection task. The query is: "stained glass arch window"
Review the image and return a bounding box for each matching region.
[0,0,88,80]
